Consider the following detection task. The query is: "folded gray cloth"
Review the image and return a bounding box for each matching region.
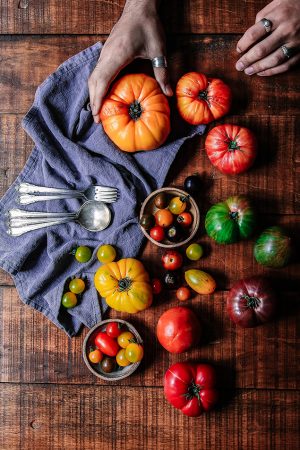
[0,43,205,336]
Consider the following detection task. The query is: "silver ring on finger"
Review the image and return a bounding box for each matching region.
[152,56,168,68]
[261,18,273,33]
[281,45,297,59]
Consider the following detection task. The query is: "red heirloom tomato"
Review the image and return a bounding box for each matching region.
[176,72,232,125]
[156,306,201,353]
[162,250,183,271]
[164,362,219,417]
[205,124,257,175]
[95,332,119,357]
[150,225,165,242]
[227,276,277,328]
[106,322,122,338]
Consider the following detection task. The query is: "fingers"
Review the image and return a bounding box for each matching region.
[236,29,283,71]
[236,18,276,54]
[257,52,300,76]
[153,66,173,96]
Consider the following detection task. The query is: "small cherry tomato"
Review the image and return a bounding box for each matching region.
[169,196,188,215]
[162,250,183,271]
[150,226,165,242]
[101,357,116,373]
[163,271,180,289]
[177,212,193,228]
[69,278,85,294]
[88,349,103,364]
[186,243,204,261]
[155,209,174,228]
[140,214,155,230]
[184,175,201,194]
[75,246,92,263]
[117,331,134,348]
[154,192,168,209]
[176,287,192,301]
[106,322,122,338]
[152,278,163,295]
[97,244,116,263]
[116,349,131,367]
[95,332,119,357]
[61,292,77,308]
[125,343,144,363]
[166,224,184,243]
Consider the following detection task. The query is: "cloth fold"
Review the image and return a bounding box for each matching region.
[0,42,205,336]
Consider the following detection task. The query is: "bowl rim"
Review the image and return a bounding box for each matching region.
[139,187,200,248]
[82,318,143,381]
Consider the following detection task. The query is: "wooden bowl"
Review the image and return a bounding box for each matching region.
[139,187,200,248]
[83,319,143,381]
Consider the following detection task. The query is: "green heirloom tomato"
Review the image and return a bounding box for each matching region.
[75,246,92,263]
[254,226,292,268]
[61,292,77,308]
[205,196,255,244]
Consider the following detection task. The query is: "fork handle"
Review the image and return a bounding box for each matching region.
[17,182,81,195]
[8,208,77,219]
[18,193,83,205]
[7,218,72,237]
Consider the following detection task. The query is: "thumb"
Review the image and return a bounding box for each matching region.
[153,66,173,96]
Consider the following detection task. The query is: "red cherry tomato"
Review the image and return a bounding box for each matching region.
[95,332,119,357]
[164,362,219,417]
[152,278,163,295]
[150,226,165,242]
[162,250,183,271]
[176,286,191,301]
[177,212,193,228]
[106,322,122,338]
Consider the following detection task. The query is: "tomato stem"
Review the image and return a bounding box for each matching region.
[198,89,208,101]
[229,211,239,220]
[118,277,132,292]
[185,381,201,401]
[241,294,261,309]
[129,100,143,120]
[228,140,240,151]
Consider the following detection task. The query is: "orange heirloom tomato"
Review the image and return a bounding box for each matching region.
[94,258,153,313]
[100,74,171,152]
[176,72,232,125]
[88,349,103,364]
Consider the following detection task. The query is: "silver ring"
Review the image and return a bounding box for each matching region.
[261,18,273,33]
[152,56,167,68]
[281,45,295,59]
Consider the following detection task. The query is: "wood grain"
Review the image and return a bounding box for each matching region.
[0,0,268,35]
[0,383,299,450]
[1,287,298,389]
[0,35,299,115]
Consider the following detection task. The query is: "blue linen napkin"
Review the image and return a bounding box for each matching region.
[0,42,205,336]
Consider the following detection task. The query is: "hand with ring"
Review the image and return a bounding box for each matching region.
[236,0,300,76]
[88,0,172,124]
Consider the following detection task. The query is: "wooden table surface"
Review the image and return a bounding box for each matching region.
[0,1,299,449]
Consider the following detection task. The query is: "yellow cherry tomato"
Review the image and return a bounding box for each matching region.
[61,292,77,308]
[169,196,188,215]
[116,349,131,367]
[69,278,85,294]
[97,244,117,263]
[125,343,144,363]
[117,331,134,348]
[88,349,103,364]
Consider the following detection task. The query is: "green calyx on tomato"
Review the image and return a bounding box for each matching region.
[228,139,240,151]
[241,294,261,309]
[198,89,208,101]
[186,381,202,401]
[205,196,255,244]
[118,276,132,292]
[129,100,143,121]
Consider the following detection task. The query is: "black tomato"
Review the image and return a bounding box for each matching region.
[166,224,184,242]
[101,357,117,373]
[163,271,181,289]
[154,192,168,209]
[184,175,201,195]
[140,214,155,230]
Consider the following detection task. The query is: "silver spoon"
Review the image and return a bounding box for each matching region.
[7,201,111,236]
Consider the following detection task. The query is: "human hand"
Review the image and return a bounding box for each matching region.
[235,0,300,76]
[88,0,172,123]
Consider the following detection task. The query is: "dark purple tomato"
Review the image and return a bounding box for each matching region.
[101,357,117,373]
[163,271,181,290]
[227,276,277,328]
[184,175,201,195]
[166,224,184,242]
[140,214,155,231]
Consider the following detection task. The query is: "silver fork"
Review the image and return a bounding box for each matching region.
[16,183,119,205]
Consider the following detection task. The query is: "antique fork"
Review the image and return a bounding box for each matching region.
[16,183,119,205]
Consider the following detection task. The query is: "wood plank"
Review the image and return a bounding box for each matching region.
[0,383,299,450]
[0,35,299,115]
[0,0,269,35]
[0,287,298,389]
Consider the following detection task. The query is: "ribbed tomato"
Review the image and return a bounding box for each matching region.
[205,124,257,175]
[100,73,170,152]
[164,362,219,417]
[176,72,232,125]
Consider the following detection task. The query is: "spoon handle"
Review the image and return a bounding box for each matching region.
[9,216,76,227]
[7,218,73,237]
[18,193,83,205]
[17,183,80,195]
[8,208,76,219]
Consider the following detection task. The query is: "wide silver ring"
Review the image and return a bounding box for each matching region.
[152,56,167,68]
[261,18,273,33]
[281,45,295,59]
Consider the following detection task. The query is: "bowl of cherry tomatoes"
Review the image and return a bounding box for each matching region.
[83,319,143,381]
[139,187,200,248]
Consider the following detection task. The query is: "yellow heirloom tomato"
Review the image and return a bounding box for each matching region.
[94,258,153,313]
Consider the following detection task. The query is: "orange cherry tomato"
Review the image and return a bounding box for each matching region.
[88,349,103,364]
[176,287,192,302]
[155,209,174,228]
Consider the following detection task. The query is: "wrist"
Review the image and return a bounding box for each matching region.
[124,0,160,15]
